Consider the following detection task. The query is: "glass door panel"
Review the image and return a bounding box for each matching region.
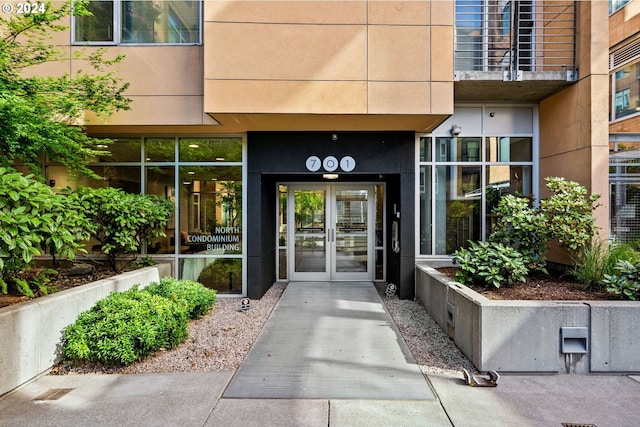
[292,189,329,280]
[288,184,375,281]
[334,189,368,275]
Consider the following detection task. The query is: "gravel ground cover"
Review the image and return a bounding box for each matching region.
[54,282,475,376]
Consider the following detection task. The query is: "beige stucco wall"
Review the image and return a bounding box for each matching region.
[203,0,454,131]
[81,46,211,126]
[539,1,610,251]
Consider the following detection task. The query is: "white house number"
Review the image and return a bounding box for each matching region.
[306,156,356,173]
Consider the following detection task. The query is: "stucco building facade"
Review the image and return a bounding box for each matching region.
[6,1,610,299]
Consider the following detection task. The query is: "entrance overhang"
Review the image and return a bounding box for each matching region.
[206,113,449,133]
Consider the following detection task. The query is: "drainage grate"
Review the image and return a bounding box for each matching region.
[32,388,74,401]
[561,424,597,427]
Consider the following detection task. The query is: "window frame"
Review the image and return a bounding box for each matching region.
[610,60,640,122]
[72,0,202,46]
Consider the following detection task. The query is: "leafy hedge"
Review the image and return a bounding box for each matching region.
[145,277,217,319]
[0,167,90,296]
[65,187,174,273]
[62,279,216,365]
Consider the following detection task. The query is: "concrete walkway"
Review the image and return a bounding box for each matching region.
[224,281,433,400]
[2,281,640,426]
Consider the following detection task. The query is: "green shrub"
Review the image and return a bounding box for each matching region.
[541,177,600,257]
[571,240,640,289]
[488,178,600,273]
[0,168,90,295]
[66,187,173,272]
[453,241,528,288]
[489,194,548,273]
[601,260,640,301]
[63,287,188,365]
[144,277,216,319]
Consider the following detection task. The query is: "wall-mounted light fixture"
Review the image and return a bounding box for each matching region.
[450,124,462,136]
[323,173,339,180]
[331,133,339,141]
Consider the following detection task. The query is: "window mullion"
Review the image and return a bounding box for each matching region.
[114,0,122,44]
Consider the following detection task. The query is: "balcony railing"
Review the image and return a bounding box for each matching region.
[454,0,576,81]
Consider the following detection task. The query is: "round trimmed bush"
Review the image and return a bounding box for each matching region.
[63,287,189,365]
[144,277,217,319]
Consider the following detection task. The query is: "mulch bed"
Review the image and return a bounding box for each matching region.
[0,266,122,309]
[437,267,618,301]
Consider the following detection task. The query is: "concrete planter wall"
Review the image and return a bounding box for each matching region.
[0,264,171,397]
[416,263,640,374]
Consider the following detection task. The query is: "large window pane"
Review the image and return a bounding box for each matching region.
[146,138,175,162]
[179,166,242,255]
[180,258,242,293]
[97,138,141,162]
[486,137,532,162]
[435,165,481,254]
[419,165,432,255]
[122,1,200,44]
[179,138,242,162]
[613,62,640,120]
[75,1,115,42]
[146,166,175,254]
[419,136,432,162]
[85,166,141,193]
[74,0,200,44]
[436,137,482,162]
[486,165,532,234]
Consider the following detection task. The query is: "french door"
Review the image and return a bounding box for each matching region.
[288,184,374,281]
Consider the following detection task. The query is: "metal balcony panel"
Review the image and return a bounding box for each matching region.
[454,0,576,83]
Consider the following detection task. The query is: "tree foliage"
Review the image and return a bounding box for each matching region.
[66,187,174,272]
[0,167,90,295]
[0,1,130,179]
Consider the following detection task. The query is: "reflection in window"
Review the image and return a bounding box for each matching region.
[180,258,242,294]
[179,166,242,255]
[145,138,175,162]
[86,166,141,193]
[612,62,640,120]
[74,0,200,44]
[434,165,481,254]
[486,137,532,162]
[420,134,534,255]
[38,135,244,294]
[610,0,632,14]
[179,138,243,162]
[436,137,482,162]
[146,166,175,254]
[97,139,141,162]
[75,1,115,42]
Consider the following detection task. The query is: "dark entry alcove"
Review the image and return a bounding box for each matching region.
[246,131,415,299]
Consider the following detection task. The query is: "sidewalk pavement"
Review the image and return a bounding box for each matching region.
[1,281,640,426]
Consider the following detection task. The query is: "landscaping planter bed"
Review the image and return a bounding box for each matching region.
[416,262,640,374]
[0,264,171,397]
